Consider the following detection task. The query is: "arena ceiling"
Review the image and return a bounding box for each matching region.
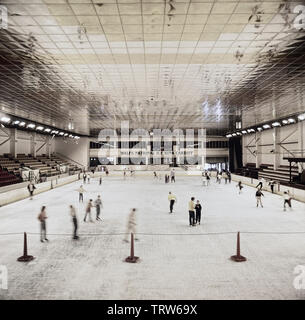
[0,0,305,137]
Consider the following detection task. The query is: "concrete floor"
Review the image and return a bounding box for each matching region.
[1,174,305,300]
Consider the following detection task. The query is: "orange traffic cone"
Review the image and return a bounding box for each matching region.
[230,232,247,262]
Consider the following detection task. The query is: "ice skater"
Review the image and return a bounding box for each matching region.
[99,176,102,185]
[38,206,48,242]
[168,191,177,213]
[256,189,264,208]
[27,181,36,200]
[87,173,91,184]
[188,197,196,226]
[236,181,243,194]
[195,200,202,225]
[283,191,292,211]
[95,195,103,220]
[123,169,127,180]
[84,199,93,222]
[269,180,275,193]
[124,208,138,242]
[153,171,157,179]
[70,205,79,240]
[77,185,85,202]
[170,169,175,183]
[83,172,87,184]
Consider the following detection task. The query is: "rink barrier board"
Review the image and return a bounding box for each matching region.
[0,173,81,207]
[231,174,305,203]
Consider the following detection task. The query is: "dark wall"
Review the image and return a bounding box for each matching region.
[229,137,243,172]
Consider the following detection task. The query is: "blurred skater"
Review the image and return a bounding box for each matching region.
[124,208,138,242]
[237,181,243,194]
[95,195,103,220]
[269,180,275,193]
[38,206,48,242]
[170,169,175,183]
[168,191,177,213]
[70,205,79,240]
[99,176,102,185]
[28,181,36,200]
[77,185,85,202]
[84,199,93,222]
[83,172,87,184]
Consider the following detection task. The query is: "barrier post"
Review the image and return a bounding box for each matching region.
[17,232,35,262]
[125,233,139,263]
[230,232,247,262]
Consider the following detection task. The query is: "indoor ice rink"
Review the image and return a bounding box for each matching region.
[0,0,305,302]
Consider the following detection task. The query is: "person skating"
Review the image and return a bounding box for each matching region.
[283,191,292,211]
[83,172,87,184]
[70,205,79,240]
[27,181,36,200]
[87,173,91,184]
[256,189,264,208]
[237,181,243,194]
[99,176,102,185]
[168,192,177,213]
[170,169,175,183]
[206,172,211,185]
[38,206,48,242]
[269,180,275,193]
[188,197,196,226]
[123,169,127,180]
[95,195,103,220]
[124,208,138,242]
[195,200,202,225]
[153,171,157,179]
[84,199,93,222]
[77,185,85,202]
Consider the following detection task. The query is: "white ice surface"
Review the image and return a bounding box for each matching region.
[0,175,305,300]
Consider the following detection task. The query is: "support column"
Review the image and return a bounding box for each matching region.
[255,132,262,168]
[46,136,52,157]
[10,128,17,158]
[297,121,304,173]
[273,127,280,170]
[146,142,150,165]
[30,133,37,157]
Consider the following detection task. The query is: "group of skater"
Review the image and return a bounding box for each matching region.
[235,178,293,210]
[153,169,176,183]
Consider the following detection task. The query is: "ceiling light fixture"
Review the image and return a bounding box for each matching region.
[263,124,271,129]
[36,126,44,130]
[298,113,305,121]
[0,116,11,123]
[272,122,281,127]
[27,123,35,129]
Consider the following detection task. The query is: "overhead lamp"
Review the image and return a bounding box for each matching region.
[298,113,305,121]
[69,134,74,138]
[64,133,68,136]
[27,123,35,129]
[226,134,232,138]
[288,118,296,123]
[74,136,80,139]
[236,132,242,136]
[13,120,20,125]
[263,124,270,129]
[282,120,288,125]
[59,132,64,136]
[241,130,247,134]
[257,127,263,131]
[44,128,51,132]
[19,122,26,127]
[232,133,237,136]
[36,126,44,131]
[272,122,281,127]
[1,116,11,123]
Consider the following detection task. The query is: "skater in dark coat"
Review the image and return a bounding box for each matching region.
[195,200,202,225]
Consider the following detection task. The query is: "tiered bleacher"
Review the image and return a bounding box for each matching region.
[0,154,21,177]
[258,164,299,183]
